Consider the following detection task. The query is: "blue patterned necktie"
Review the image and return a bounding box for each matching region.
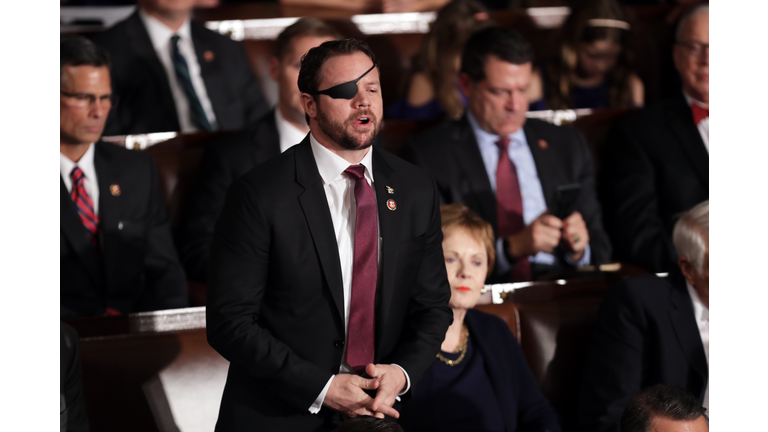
[170,35,214,131]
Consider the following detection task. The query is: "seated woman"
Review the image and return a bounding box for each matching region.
[528,0,643,111]
[385,0,491,120]
[398,204,561,432]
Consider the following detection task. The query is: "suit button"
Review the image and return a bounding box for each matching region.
[334,340,345,349]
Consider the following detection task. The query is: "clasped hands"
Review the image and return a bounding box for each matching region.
[323,363,406,419]
[507,211,589,262]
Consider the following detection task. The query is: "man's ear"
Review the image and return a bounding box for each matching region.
[300,93,317,121]
[269,56,280,82]
[678,257,697,286]
[458,73,473,100]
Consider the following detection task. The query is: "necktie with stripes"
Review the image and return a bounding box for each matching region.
[70,166,99,248]
[170,35,214,132]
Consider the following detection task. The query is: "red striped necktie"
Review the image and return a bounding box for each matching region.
[70,166,99,248]
[343,165,378,373]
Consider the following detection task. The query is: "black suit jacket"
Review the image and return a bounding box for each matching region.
[180,109,280,282]
[577,272,708,432]
[402,116,611,281]
[61,322,89,432]
[600,93,708,273]
[61,142,189,318]
[206,138,453,431]
[92,11,269,135]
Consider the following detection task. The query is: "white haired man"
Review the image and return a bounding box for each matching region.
[577,201,709,432]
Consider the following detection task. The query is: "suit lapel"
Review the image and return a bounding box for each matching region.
[452,117,498,231]
[524,121,557,208]
[94,143,122,290]
[372,149,401,336]
[667,94,709,189]
[125,11,179,130]
[60,178,102,287]
[668,272,708,389]
[294,140,345,321]
[191,23,225,129]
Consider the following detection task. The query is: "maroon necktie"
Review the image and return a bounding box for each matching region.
[70,166,99,248]
[495,137,531,281]
[343,165,378,372]
[692,104,709,125]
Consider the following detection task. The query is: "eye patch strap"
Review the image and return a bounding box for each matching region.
[311,64,376,100]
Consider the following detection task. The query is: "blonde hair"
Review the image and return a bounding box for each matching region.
[440,203,496,272]
[672,200,709,275]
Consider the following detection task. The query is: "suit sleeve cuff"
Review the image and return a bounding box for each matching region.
[565,244,591,267]
[391,364,411,400]
[495,237,512,273]
[309,375,335,414]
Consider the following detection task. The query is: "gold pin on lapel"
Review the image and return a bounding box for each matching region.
[110,184,121,196]
[387,199,397,211]
[386,186,395,194]
[538,139,549,150]
[204,50,215,62]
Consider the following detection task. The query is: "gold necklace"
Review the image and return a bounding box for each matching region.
[436,324,470,366]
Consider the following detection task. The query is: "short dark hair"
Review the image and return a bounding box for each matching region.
[274,17,342,60]
[621,384,708,432]
[460,26,534,83]
[61,35,111,88]
[297,38,378,123]
[331,416,404,432]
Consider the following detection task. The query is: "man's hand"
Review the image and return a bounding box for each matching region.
[365,364,406,419]
[322,374,380,418]
[507,213,562,259]
[561,211,589,261]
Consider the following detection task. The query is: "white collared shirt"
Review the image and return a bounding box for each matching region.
[686,281,709,412]
[307,134,409,413]
[275,106,308,153]
[683,91,709,152]
[60,143,99,215]
[138,9,217,132]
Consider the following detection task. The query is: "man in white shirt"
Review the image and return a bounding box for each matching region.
[579,200,709,432]
[205,39,452,431]
[92,0,269,135]
[60,35,188,318]
[180,17,341,283]
[600,5,709,273]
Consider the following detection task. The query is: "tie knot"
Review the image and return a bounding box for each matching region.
[344,165,366,181]
[495,137,511,152]
[691,103,709,125]
[70,166,85,184]
[170,34,180,47]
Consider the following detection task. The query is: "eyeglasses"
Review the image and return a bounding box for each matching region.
[676,41,709,57]
[60,90,119,108]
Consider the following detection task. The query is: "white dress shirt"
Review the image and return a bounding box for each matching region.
[60,143,99,215]
[138,9,218,132]
[683,91,709,152]
[307,134,409,413]
[275,106,308,153]
[686,281,709,412]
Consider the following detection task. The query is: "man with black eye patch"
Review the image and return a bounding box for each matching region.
[206,39,452,432]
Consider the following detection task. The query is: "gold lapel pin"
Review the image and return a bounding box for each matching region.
[110,184,121,196]
[203,50,215,62]
[538,139,549,150]
[386,186,395,194]
[387,199,397,211]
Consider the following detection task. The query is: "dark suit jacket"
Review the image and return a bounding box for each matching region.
[600,93,708,273]
[402,116,611,281]
[61,322,89,432]
[206,138,453,431]
[180,109,281,282]
[400,309,561,432]
[577,271,708,432]
[92,11,269,135]
[61,142,189,318]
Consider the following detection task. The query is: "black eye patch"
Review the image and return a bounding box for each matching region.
[311,64,376,100]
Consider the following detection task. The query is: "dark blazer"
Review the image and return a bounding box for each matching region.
[577,271,708,432]
[60,142,189,318]
[600,93,708,273]
[92,11,269,136]
[402,116,611,281]
[180,109,280,282]
[400,309,561,432]
[61,322,89,432]
[206,138,453,431]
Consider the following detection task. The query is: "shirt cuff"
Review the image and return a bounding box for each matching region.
[564,243,591,267]
[309,375,335,414]
[391,364,411,400]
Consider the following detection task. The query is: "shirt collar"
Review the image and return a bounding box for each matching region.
[60,142,97,182]
[466,110,527,151]
[686,280,709,323]
[682,90,708,110]
[275,106,309,154]
[309,133,374,186]
[138,8,192,51]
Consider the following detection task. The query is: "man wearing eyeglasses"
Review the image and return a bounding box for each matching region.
[60,35,188,318]
[600,5,709,274]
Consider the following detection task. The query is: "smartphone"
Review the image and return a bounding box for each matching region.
[551,183,581,220]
